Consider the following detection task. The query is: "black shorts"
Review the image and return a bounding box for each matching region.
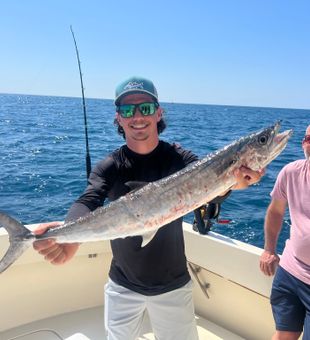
[271,266,310,335]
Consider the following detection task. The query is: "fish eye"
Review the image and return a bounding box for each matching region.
[258,134,268,145]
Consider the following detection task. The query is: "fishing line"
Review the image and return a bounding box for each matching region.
[70,25,92,180]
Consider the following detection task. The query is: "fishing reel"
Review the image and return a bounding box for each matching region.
[193,203,220,234]
[193,190,232,235]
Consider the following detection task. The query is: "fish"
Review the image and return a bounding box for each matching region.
[0,121,292,273]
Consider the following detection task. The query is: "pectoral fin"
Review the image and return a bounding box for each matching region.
[141,230,158,247]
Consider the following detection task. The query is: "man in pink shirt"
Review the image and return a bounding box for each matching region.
[260,125,310,340]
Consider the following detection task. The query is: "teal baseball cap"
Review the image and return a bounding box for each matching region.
[115,76,158,105]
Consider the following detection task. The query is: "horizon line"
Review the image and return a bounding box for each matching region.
[0,91,309,111]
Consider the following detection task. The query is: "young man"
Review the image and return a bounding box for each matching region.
[34,76,263,340]
[260,125,310,340]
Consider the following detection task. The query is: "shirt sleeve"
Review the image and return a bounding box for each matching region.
[66,155,117,221]
[270,166,288,201]
[173,143,199,165]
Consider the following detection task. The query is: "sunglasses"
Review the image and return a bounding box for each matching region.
[302,135,310,144]
[117,102,159,118]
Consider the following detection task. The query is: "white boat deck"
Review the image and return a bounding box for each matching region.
[0,305,244,340]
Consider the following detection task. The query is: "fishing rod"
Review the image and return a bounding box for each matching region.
[70,25,92,179]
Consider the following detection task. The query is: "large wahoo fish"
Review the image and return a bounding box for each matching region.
[0,121,292,273]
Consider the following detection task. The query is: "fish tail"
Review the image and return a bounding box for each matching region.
[0,211,33,273]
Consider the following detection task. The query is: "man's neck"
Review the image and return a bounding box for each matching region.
[126,139,159,155]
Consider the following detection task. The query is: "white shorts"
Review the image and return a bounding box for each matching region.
[104,279,199,340]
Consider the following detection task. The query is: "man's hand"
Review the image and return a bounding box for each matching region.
[259,250,280,276]
[232,166,265,190]
[33,222,79,265]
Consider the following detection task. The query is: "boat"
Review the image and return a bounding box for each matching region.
[0,220,280,340]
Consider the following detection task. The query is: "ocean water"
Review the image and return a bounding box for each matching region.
[0,93,309,253]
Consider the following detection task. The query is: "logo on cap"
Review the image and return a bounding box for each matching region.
[124,81,144,90]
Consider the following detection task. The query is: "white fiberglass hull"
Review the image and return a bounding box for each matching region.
[0,222,277,340]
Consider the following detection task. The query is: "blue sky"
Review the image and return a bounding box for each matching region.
[1,0,309,109]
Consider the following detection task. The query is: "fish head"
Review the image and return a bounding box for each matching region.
[236,121,293,171]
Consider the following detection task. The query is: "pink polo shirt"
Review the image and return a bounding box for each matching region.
[271,159,310,285]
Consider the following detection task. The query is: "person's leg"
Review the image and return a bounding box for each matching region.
[272,331,301,340]
[104,279,146,340]
[303,313,310,340]
[270,266,305,340]
[297,276,310,340]
[147,280,199,340]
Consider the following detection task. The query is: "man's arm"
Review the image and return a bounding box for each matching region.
[259,198,287,276]
[33,221,80,265]
[32,157,116,265]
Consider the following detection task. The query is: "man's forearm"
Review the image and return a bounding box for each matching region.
[264,210,284,253]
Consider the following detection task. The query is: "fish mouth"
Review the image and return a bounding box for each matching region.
[274,129,293,144]
[271,124,293,158]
